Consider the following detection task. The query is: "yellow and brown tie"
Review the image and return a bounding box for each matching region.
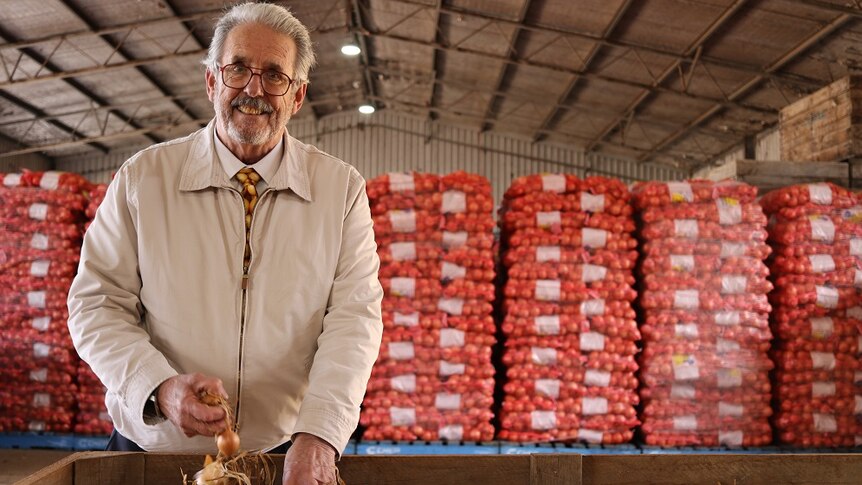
[235,167,260,272]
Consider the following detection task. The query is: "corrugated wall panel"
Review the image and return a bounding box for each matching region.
[53,111,687,196]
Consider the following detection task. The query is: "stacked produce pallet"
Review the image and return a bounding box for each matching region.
[361,172,496,441]
[633,181,774,447]
[0,171,90,433]
[761,183,862,448]
[498,174,640,444]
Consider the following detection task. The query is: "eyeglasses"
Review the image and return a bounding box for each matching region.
[218,63,295,96]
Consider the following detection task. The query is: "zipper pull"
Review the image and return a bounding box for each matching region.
[241,273,249,290]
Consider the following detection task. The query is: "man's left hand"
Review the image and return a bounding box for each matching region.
[282,433,338,485]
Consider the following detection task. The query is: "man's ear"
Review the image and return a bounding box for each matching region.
[291,82,308,115]
[205,68,216,102]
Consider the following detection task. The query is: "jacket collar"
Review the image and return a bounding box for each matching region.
[178,119,312,202]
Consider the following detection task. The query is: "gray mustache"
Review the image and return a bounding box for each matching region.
[231,97,273,113]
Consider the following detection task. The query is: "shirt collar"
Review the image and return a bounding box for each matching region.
[214,126,283,184]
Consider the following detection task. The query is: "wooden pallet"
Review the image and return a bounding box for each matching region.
[693,158,850,192]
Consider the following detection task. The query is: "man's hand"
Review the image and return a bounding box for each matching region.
[282,433,338,485]
[157,373,228,438]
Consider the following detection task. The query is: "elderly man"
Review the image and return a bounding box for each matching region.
[67,3,383,484]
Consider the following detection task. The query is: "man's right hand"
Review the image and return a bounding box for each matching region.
[157,373,228,438]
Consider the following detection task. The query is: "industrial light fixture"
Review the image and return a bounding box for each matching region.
[358,104,375,114]
[341,43,361,56]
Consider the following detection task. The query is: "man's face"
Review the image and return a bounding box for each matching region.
[205,23,306,150]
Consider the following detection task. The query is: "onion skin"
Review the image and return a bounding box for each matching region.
[216,429,240,456]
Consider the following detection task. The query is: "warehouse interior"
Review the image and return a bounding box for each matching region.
[2,0,862,484]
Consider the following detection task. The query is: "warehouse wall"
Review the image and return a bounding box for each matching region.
[0,134,52,173]
[54,110,685,201]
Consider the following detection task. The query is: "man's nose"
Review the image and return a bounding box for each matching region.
[244,73,265,97]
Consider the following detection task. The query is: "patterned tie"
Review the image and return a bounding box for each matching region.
[235,167,260,272]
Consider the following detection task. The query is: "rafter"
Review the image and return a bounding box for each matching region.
[428,0,445,122]
[351,0,380,111]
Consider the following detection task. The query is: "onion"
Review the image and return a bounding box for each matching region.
[216,428,240,456]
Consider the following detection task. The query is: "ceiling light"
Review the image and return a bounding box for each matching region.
[341,44,361,56]
[358,104,375,114]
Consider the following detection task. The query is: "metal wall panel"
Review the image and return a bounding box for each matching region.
[756,128,781,161]
[54,111,687,197]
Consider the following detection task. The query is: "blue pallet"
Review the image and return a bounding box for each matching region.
[356,441,499,455]
[341,441,357,455]
[0,432,108,450]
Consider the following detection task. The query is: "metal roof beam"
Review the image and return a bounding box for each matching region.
[351,0,380,111]
[428,0,445,122]
[639,12,853,163]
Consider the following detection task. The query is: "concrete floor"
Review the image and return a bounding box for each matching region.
[0,449,73,484]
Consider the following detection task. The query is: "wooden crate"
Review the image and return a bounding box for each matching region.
[693,158,849,192]
[17,451,862,485]
[780,75,862,162]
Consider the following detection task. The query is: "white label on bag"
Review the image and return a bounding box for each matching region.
[442,231,468,249]
[394,312,419,327]
[390,407,416,426]
[673,415,698,431]
[389,211,416,233]
[718,402,743,417]
[439,425,463,441]
[438,298,464,316]
[580,299,605,316]
[581,193,605,213]
[855,395,862,414]
[847,306,862,320]
[30,368,48,382]
[808,184,833,205]
[30,260,50,277]
[531,410,556,430]
[390,374,416,393]
[388,172,415,192]
[27,291,46,308]
[674,219,699,238]
[721,275,746,295]
[30,233,49,250]
[672,354,699,381]
[28,203,48,220]
[535,315,561,335]
[716,198,742,225]
[582,228,608,248]
[31,317,50,332]
[580,332,605,351]
[541,174,566,193]
[536,246,561,263]
[815,286,839,309]
[719,431,743,447]
[441,262,466,280]
[715,311,740,326]
[671,384,696,399]
[810,218,836,242]
[584,369,611,387]
[811,351,836,370]
[439,361,465,376]
[717,338,740,352]
[441,190,466,213]
[531,347,557,366]
[3,173,21,186]
[674,290,700,309]
[674,323,699,339]
[28,421,46,432]
[389,342,414,360]
[581,264,607,283]
[32,393,51,407]
[537,211,561,229]
[578,429,603,444]
[813,413,837,433]
[717,368,742,388]
[435,393,461,410]
[39,171,60,190]
[812,381,836,397]
[439,329,465,348]
[851,239,862,256]
[809,254,836,273]
[535,279,561,301]
[721,242,746,258]
[582,397,608,415]
[390,277,415,298]
[811,317,834,339]
[535,379,560,399]
[667,182,694,203]
[670,255,695,272]
[33,343,50,358]
[389,242,416,261]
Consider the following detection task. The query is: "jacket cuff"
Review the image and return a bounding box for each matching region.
[292,401,356,458]
[119,358,177,428]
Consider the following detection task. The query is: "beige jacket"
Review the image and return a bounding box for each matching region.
[67,121,383,453]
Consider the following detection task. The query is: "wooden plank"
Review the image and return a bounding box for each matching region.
[582,454,862,485]
[15,453,77,485]
[72,452,144,485]
[143,453,209,484]
[780,76,854,121]
[338,455,533,485]
[530,454,581,485]
[697,159,849,190]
